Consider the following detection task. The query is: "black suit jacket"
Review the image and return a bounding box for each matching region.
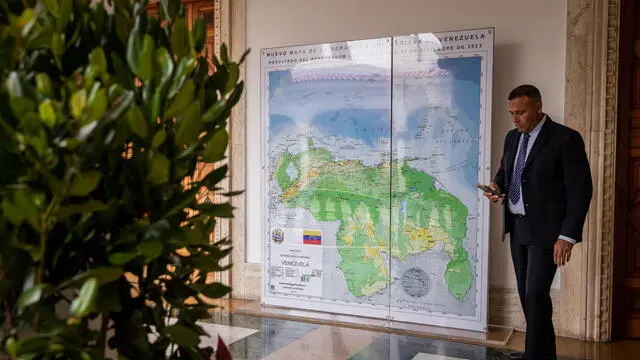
[493,116,593,248]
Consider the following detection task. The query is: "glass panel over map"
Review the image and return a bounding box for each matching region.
[262,28,493,332]
[389,30,492,331]
[262,38,394,319]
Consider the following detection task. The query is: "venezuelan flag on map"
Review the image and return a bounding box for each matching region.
[302,230,322,245]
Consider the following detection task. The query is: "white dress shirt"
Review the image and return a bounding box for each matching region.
[508,115,576,245]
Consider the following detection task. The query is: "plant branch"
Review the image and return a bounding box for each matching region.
[56,290,72,303]
[97,313,108,352]
[34,158,79,332]
[37,154,83,282]
[36,190,63,284]
[3,299,14,330]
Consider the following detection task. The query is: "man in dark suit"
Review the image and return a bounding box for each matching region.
[484,85,593,360]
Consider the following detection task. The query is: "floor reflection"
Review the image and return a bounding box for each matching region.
[201,313,540,360]
[195,299,640,359]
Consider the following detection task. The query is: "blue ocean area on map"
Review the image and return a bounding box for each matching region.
[403,56,481,195]
[312,109,391,146]
[268,56,481,193]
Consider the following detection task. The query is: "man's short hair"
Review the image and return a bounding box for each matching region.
[508,84,542,102]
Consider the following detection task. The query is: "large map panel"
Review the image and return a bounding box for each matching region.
[261,28,493,332]
[389,31,492,330]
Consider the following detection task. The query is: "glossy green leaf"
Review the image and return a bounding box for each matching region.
[1,198,23,225]
[126,18,144,79]
[168,57,197,99]
[51,33,64,61]
[220,43,229,64]
[15,8,34,31]
[115,9,130,44]
[156,48,175,82]
[160,0,180,20]
[202,128,228,162]
[17,284,48,309]
[10,97,36,118]
[200,283,232,298]
[111,52,133,89]
[138,242,163,261]
[222,190,245,197]
[16,335,50,357]
[87,268,124,283]
[175,142,200,161]
[151,130,167,148]
[158,186,199,219]
[89,47,108,77]
[170,18,190,58]
[143,219,171,242]
[108,252,138,265]
[192,17,206,53]
[25,21,51,51]
[182,229,207,245]
[152,47,175,121]
[143,79,154,107]
[2,187,42,230]
[108,83,126,102]
[166,278,198,299]
[48,343,64,353]
[147,153,170,184]
[25,125,48,156]
[77,121,98,142]
[35,73,53,96]
[201,82,244,124]
[186,255,229,272]
[151,93,165,126]
[127,106,148,138]
[61,268,124,289]
[226,63,239,92]
[175,101,201,147]
[239,48,251,64]
[103,90,135,124]
[165,324,200,347]
[192,202,234,218]
[200,164,228,188]
[165,79,195,119]
[70,278,98,318]
[70,89,87,119]
[6,72,24,97]
[57,0,72,31]
[5,337,16,357]
[56,200,109,220]
[69,171,102,196]
[38,100,57,128]
[42,0,60,18]
[138,35,155,82]
[108,116,129,149]
[87,87,107,123]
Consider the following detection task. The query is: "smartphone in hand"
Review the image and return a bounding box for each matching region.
[476,183,502,197]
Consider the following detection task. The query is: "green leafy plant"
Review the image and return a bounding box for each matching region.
[0,0,246,358]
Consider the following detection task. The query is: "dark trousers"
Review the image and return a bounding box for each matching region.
[510,214,558,360]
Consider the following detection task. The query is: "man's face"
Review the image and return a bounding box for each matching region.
[508,96,542,133]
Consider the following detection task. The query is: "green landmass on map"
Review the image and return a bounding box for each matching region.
[274,139,472,301]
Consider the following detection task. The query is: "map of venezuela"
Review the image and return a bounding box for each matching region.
[262,29,494,332]
[274,140,472,300]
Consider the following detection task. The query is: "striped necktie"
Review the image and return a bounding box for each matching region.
[508,133,530,204]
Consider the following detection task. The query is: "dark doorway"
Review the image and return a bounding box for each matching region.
[613,0,640,340]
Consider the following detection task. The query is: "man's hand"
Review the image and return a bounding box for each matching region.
[483,183,503,204]
[554,239,573,267]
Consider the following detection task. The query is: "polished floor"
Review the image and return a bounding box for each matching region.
[197,299,640,360]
